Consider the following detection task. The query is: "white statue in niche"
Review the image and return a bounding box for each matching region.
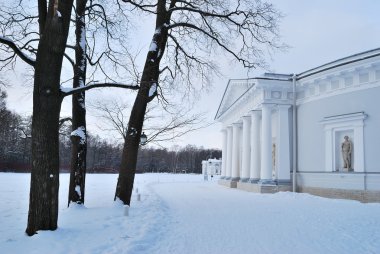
[341,136,352,170]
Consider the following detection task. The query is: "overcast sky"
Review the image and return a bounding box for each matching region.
[4,0,380,150]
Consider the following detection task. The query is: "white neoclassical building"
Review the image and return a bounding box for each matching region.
[216,48,380,202]
[202,158,222,176]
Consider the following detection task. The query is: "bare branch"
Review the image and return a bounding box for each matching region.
[119,0,158,14]
[60,82,140,97]
[167,22,256,68]
[0,36,36,67]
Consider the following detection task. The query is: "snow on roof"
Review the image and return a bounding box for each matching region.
[297,47,380,79]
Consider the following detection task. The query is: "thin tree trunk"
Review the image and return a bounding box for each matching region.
[26,1,74,236]
[68,0,88,206]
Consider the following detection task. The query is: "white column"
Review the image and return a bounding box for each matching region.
[240,116,251,182]
[226,126,233,179]
[231,122,242,181]
[277,105,291,183]
[202,161,207,176]
[353,124,365,172]
[324,127,333,172]
[221,128,228,179]
[250,110,261,182]
[260,104,274,183]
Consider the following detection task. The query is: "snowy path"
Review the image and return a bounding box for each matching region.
[146,180,380,254]
[1,173,379,254]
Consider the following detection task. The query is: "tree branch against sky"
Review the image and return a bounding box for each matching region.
[0,1,38,73]
[0,0,137,212]
[0,0,138,236]
[114,0,283,205]
[0,0,284,234]
[88,99,209,146]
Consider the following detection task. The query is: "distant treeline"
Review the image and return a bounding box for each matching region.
[0,90,221,173]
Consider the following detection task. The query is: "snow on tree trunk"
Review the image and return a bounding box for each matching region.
[68,0,87,206]
[26,0,74,236]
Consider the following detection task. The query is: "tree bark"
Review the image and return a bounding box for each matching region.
[26,1,74,236]
[68,0,88,206]
[115,0,170,205]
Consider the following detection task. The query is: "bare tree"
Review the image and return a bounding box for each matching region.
[67,0,88,207]
[66,0,133,207]
[25,0,73,236]
[114,0,283,205]
[1,0,134,207]
[89,99,207,145]
[0,0,138,235]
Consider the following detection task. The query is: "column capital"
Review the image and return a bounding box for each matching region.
[262,103,276,106]
[277,104,292,110]
[232,122,242,127]
[250,110,261,118]
[250,109,261,113]
[241,115,251,123]
[261,103,276,110]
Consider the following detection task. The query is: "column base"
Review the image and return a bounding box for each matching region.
[220,176,226,180]
[239,177,250,183]
[218,179,237,188]
[231,177,240,182]
[258,179,277,185]
[225,176,232,180]
[249,178,260,183]
[236,181,292,193]
[277,179,291,185]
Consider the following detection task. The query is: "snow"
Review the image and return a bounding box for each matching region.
[129,127,137,136]
[157,48,162,58]
[74,185,81,196]
[149,83,157,97]
[60,86,72,93]
[56,11,62,18]
[79,28,86,55]
[70,126,86,144]
[79,25,86,73]
[154,28,161,35]
[0,36,36,63]
[149,41,158,52]
[0,36,13,43]
[1,173,379,254]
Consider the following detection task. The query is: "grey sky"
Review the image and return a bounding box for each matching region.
[4,0,380,149]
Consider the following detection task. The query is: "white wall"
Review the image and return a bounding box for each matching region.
[297,86,380,173]
[297,172,380,191]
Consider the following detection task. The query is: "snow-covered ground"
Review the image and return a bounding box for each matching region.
[1,173,379,254]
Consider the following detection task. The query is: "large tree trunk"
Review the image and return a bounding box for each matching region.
[26,1,74,236]
[114,85,149,205]
[115,0,170,205]
[68,0,88,206]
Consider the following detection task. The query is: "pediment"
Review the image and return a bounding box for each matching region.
[214,79,255,120]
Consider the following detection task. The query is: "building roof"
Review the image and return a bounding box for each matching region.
[215,48,380,120]
[297,47,380,79]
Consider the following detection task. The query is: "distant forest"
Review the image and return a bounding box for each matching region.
[0,90,221,173]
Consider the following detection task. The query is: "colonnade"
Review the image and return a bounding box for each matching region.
[220,104,291,185]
